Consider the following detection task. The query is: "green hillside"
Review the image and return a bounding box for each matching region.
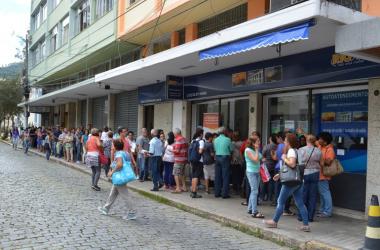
[0,62,23,80]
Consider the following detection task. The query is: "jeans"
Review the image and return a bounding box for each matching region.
[45,147,51,160]
[52,141,57,157]
[215,155,231,197]
[150,156,162,189]
[91,165,101,187]
[302,172,319,221]
[75,143,82,162]
[318,180,333,216]
[138,156,149,180]
[275,180,291,211]
[24,140,30,154]
[163,161,175,187]
[247,172,260,213]
[273,184,309,226]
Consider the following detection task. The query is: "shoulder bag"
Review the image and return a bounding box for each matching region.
[112,152,137,186]
[280,150,302,186]
[322,147,344,177]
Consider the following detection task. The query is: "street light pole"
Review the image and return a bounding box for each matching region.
[23,31,30,128]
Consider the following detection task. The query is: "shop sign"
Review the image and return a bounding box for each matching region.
[185,47,380,99]
[166,75,183,100]
[29,106,50,113]
[138,82,166,104]
[203,113,219,133]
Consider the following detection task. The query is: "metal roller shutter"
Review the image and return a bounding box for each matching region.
[92,96,107,129]
[115,90,138,134]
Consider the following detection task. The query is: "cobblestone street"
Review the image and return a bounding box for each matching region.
[0,143,286,250]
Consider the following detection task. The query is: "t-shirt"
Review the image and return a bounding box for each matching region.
[263,143,277,172]
[196,138,205,163]
[244,148,262,173]
[163,144,175,163]
[299,146,322,175]
[287,148,297,159]
[203,141,215,165]
[275,143,285,171]
[136,135,150,155]
[101,131,108,141]
[319,144,336,181]
[173,135,188,164]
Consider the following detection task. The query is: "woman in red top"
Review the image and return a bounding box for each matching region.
[85,128,103,191]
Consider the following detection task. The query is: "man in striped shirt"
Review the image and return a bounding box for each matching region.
[172,128,188,193]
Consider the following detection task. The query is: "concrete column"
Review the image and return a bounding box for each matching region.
[247,0,267,20]
[171,31,179,48]
[137,105,144,134]
[75,101,81,128]
[67,103,76,129]
[59,104,65,127]
[185,23,198,43]
[154,102,173,134]
[107,93,116,130]
[172,100,191,139]
[366,78,380,211]
[86,98,93,128]
[248,93,262,133]
[362,0,380,17]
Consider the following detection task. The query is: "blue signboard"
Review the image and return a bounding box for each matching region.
[166,75,183,100]
[314,90,368,173]
[185,47,380,99]
[138,82,166,104]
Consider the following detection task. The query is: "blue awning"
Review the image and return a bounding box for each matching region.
[199,21,312,61]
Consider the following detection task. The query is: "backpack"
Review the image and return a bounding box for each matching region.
[188,140,201,163]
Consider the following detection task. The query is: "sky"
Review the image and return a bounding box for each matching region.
[0,0,30,66]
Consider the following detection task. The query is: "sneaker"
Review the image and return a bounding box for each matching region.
[98,206,109,215]
[190,192,202,198]
[123,212,137,221]
[76,161,81,164]
[94,186,101,191]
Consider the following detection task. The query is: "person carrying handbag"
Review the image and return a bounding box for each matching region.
[98,139,137,220]
[265,133,310,232]
[298,134,322,222]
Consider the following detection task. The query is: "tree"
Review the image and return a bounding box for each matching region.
[0,79,23,137]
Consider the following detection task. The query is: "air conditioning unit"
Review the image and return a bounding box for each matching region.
[270,0,307,13]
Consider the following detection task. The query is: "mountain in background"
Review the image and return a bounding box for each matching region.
[0,62,23,80]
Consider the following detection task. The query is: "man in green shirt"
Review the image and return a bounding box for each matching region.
[213,127,233,198]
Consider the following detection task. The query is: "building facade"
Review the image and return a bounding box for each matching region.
[23,0,380,215]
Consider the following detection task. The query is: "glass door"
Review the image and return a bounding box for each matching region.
[263,91,309,142]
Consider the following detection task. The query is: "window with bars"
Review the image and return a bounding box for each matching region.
[76,0,91,34]
[50,25,58,53]
[95,0,114,20]
[178,28,186,45]
[198,4,248,38]
[61,16,69,45]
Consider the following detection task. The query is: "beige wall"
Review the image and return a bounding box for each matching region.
[86,98,93,128]
[366,78,380,211]
[172,100,191,139]
[67,103,76,129]
[154,102,173,134]
[75,101,81,128]
[108,94,116,130]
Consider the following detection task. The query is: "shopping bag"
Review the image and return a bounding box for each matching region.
[260,163,271,183]
[99,152,109,165]
[112,152,136,186]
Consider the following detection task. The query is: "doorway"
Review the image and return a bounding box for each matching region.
[144,105,154,132]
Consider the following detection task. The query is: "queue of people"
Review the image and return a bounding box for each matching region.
[10,124,338,229]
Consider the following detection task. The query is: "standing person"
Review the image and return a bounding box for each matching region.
[158,130,166,181]
[298,134,322,222]
[188,128,204,198]
[74,128,83,164]
[23,128,30,154]
[127,131,136,158]
[103,131,113,178]
[244,137,264,218]
[213,127,233,199]
[85,128,103,191]
[148,129,164,191]
[11,127,19,150]
[262,134,278,202]
[114,128,137,169]
[44,131,52,160]
[203,132,215,194]
[64,130,74,162]
[36,129,43,152]
[58,128,67,159]
[98,139,137,220]
[265,133,310,232]
[136,128,150,181]
[101,127,109,142]
[172,128,188,193]
[52,126,61,157]
[162,132,175,190]
[81,129,89,164]
[231,132,244,195]
[317,132,335,218]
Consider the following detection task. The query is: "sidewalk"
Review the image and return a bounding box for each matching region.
[6,141,366,250]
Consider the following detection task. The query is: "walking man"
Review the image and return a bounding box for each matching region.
[136,128,150,181]
[213,127,233,199]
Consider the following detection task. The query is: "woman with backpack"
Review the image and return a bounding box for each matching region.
[203,132,215,194]
[189,128,204,198]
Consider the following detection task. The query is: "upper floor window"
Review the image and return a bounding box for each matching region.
[41,2,47,22]
[31,38,46,67]
[61,16,70,45]
[76,0,91,34]
[52,0,62,9]
[95,0,114,20]
[129,0,141,6]
[40,40,46,59]
[50,25,58,53]
[33,10,41,30]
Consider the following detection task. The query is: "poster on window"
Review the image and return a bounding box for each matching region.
[203,113,219,134]
[316,90,368,173]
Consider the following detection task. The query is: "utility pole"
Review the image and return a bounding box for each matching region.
[22,31,30,129]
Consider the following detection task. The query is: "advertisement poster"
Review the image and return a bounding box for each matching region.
[284,120,295,132]
[203,113,219,134]
[316,90,368,173]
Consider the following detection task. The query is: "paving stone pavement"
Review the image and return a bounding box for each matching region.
[0,144,288,250]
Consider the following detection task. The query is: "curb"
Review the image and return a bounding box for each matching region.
[2,140,343,250]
